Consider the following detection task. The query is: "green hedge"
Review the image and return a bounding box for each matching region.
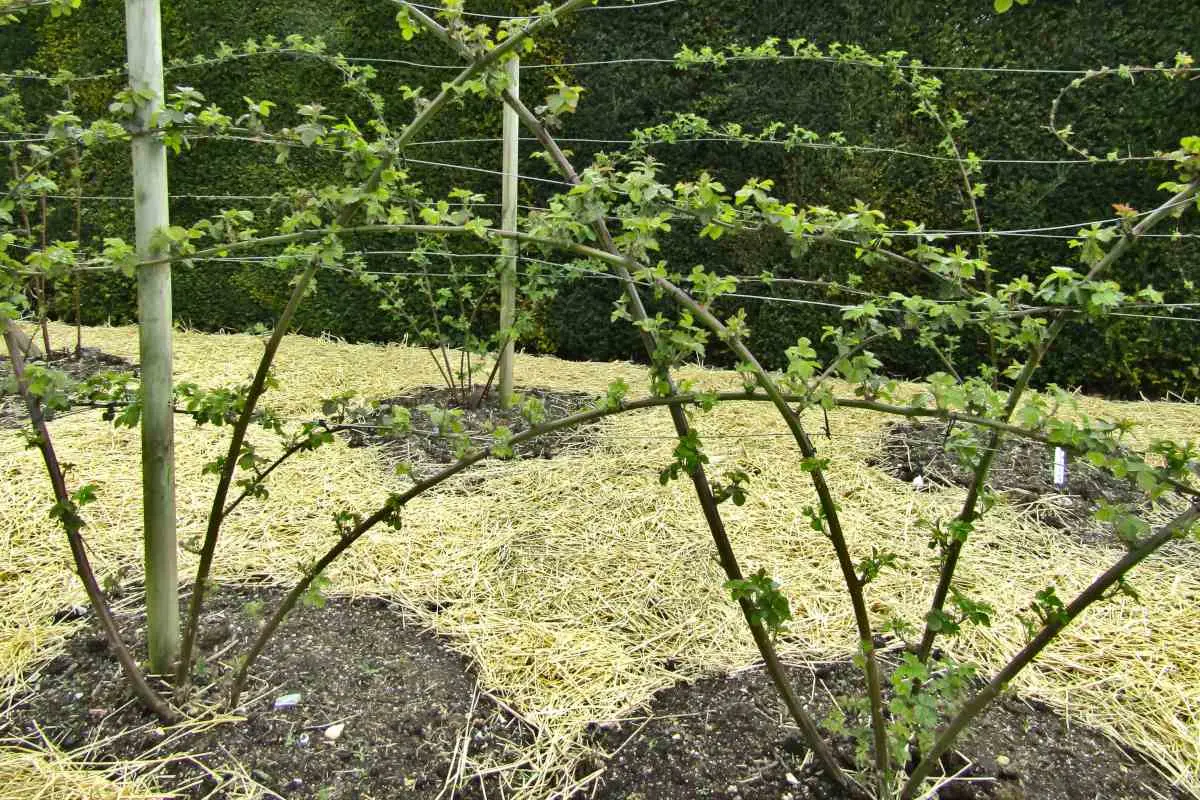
[11,0,568,343]
[545,0,1200,395]
[5,1,1199,396]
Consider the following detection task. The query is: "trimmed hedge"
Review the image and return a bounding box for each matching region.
[545,0,1200,396]
[10,0,562,341]
[4,1,1198,396]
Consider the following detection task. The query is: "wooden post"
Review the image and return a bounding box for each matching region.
[498,56,519,408]
[124,0,178,674]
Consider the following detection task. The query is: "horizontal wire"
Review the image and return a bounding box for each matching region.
[923,231,1198,240]
[2,128,1176,167]
[164,248,1200,324]
[17,186,1197,241]
[402,134,1170,166]
[521,53,1200,77]
[4,131,572,186]
[402,155,572,185]
[517,56,1200,77]
[27,195,555,216]
[7,33,1196,86]
[876,194,1200,235]
[403,0,681,19]
[1106,311,1200,323]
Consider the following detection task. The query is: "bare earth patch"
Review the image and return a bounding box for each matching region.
[872,421,1145,542]
[4,596,1190,799]
[0,347,134,428]
[583,658,1189,800]
[1,585,534,799]
[342,385,602,472]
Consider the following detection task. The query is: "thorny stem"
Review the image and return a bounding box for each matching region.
[919,88,995,381]
[3,143,75,204]
[498,69,876,795]
[648,274,892,794]
[442,344,461,399]
[476,342,505,406]
[78,385,1199,505]
[459,272,499,405]
[927,340,963,384]
[418,272,459,396]
[1047,64,1181,164]
[224,382,1199,707]
[227,389,855,777]
[175,250,327,691]
[916,177,1200,663]
[71,145,83,357]
[38,193,50,355]
[2,320,177,721]
[407,5,865,791]
[811,330,891,388]
[175,153,394,692]
[486,67,892,776]
[460,346,468,405]
[901,502,1200,799]
[189,2,589,695]
[494,40,870,799]
[225,395,628,703]
[220,423,351,520]
[394,0,595,149]
[425,345,454,394]
[9,158,38,349]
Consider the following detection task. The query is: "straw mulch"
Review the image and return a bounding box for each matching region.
[1,322,1198,798]
[0,715,257,800]
[0,743,165,800]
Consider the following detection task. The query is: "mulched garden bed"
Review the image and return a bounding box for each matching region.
[1,585,533,799]
[583,657,1189,800]
[0,347,134,428]
[3,588,1190,799]
[342,385,602,471]
[872,421,1145,541]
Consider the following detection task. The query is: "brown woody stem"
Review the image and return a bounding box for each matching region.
[3,320,176,720]
[402,5,862,791]
[901,502,1200,799]
[916,177,1200,663]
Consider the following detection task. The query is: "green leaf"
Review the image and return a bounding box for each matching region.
[300,572,331,609]
[395,8,421,40]
[725,568,791,634]
[71,483,98,507]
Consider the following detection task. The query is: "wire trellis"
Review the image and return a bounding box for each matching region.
[9,45,1200,83]
[3,5,1197,327]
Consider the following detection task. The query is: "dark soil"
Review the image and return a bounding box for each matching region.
[584,658,1190,800]
[0,346,134,427]
[1,585,533,799]
[5,591,1189,800]
[872,421,1145,541]
[342,385,601,471]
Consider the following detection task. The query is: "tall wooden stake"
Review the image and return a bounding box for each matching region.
[125,0,178,674]
[497,56,519,408]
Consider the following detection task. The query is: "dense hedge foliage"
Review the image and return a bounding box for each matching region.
[4,1,1198,396]
[547,1,1200,396]
[9,0,565,336]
